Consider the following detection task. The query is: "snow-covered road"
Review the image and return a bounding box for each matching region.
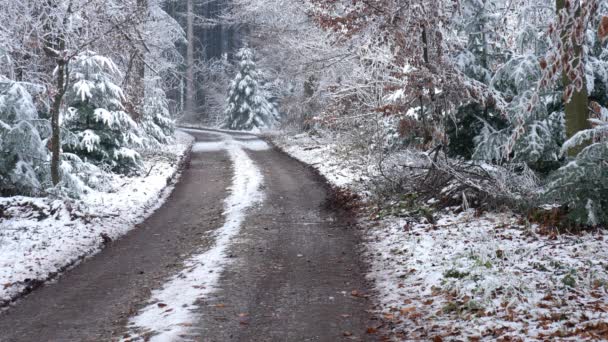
[125,130,267,341]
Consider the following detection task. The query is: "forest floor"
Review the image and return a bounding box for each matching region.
[271,132,608,341]
[0,129,375,342]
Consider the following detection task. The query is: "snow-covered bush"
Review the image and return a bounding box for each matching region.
[223,48,280,131]
[545,106,608,226]
[63,51,143,174]
[0,80,49,195]
[446,102,506,159]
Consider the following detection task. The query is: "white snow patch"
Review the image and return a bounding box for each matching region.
[240,139,270,151]
[271,133,365,187]
[191,132,270,153]
[192,141,229,152]
[124,131,265,341]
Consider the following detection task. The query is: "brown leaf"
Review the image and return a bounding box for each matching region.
[400,307,416,315]
[157,303,167,308]
[383,313,395,320]
[591,101,602,115]
[366,327,378,334]
[599,16,608,42]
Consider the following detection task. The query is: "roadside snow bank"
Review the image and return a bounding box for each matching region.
[0,131,194,306]
[271,132,369,188]
[272,131,608,341]
[124,130,265,341]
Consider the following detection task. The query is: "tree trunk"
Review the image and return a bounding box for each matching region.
[133,0,147,121]
[44,0,71,186]
[185,0,196,119]
[557,0,590,156]
[50,60,67,186]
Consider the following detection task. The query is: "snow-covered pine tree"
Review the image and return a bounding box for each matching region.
[454,0,503,85]
[542,3,608,226]
[223,48,279,131]
[448,0,510,158]
[63,51,143,174]
[141,76,175,147]
[544,102,608,226]
[0,79,49,195]
[472,54,566,168]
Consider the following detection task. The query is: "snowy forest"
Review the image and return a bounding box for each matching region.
[1,0,608,341]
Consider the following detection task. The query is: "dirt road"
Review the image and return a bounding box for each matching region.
[0,129,374,342]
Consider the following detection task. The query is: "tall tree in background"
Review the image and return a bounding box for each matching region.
[185,0,197,119]
[123,0,149,122]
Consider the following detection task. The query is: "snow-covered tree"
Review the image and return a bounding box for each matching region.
[465,1,567,168]
[454,0,506,84]
[141,76,175,146]
[223,48,279,131]
[472,55,565,167]
[63,52,143,174]
[545,103,608,226]
[0,80,49,195]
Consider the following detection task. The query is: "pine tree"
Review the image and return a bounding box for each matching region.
[0,79,49,195]
[141,76,175,147]
[471,53,566,168]
[531,1,608,226]
[545,103,608,226]
[448,0,510,158]
[63,51,143,174]
[454,0,503,84]
[223,48,279,131]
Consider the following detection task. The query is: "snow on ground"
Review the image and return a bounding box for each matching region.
[271,132,369,188]
[272,131,608,341]
[124,130,266,342]
[0,131,194,306]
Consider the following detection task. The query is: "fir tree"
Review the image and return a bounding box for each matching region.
[454,0,503,85]
[141,76,175,147]
[545,103,608,226]
[472,55,566,169]
[223,48,279,131]
[0,79,49,195]
[63,51,143,174]
[448,0,508,158]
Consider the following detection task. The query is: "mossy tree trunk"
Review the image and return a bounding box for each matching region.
[557,0,590,156]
